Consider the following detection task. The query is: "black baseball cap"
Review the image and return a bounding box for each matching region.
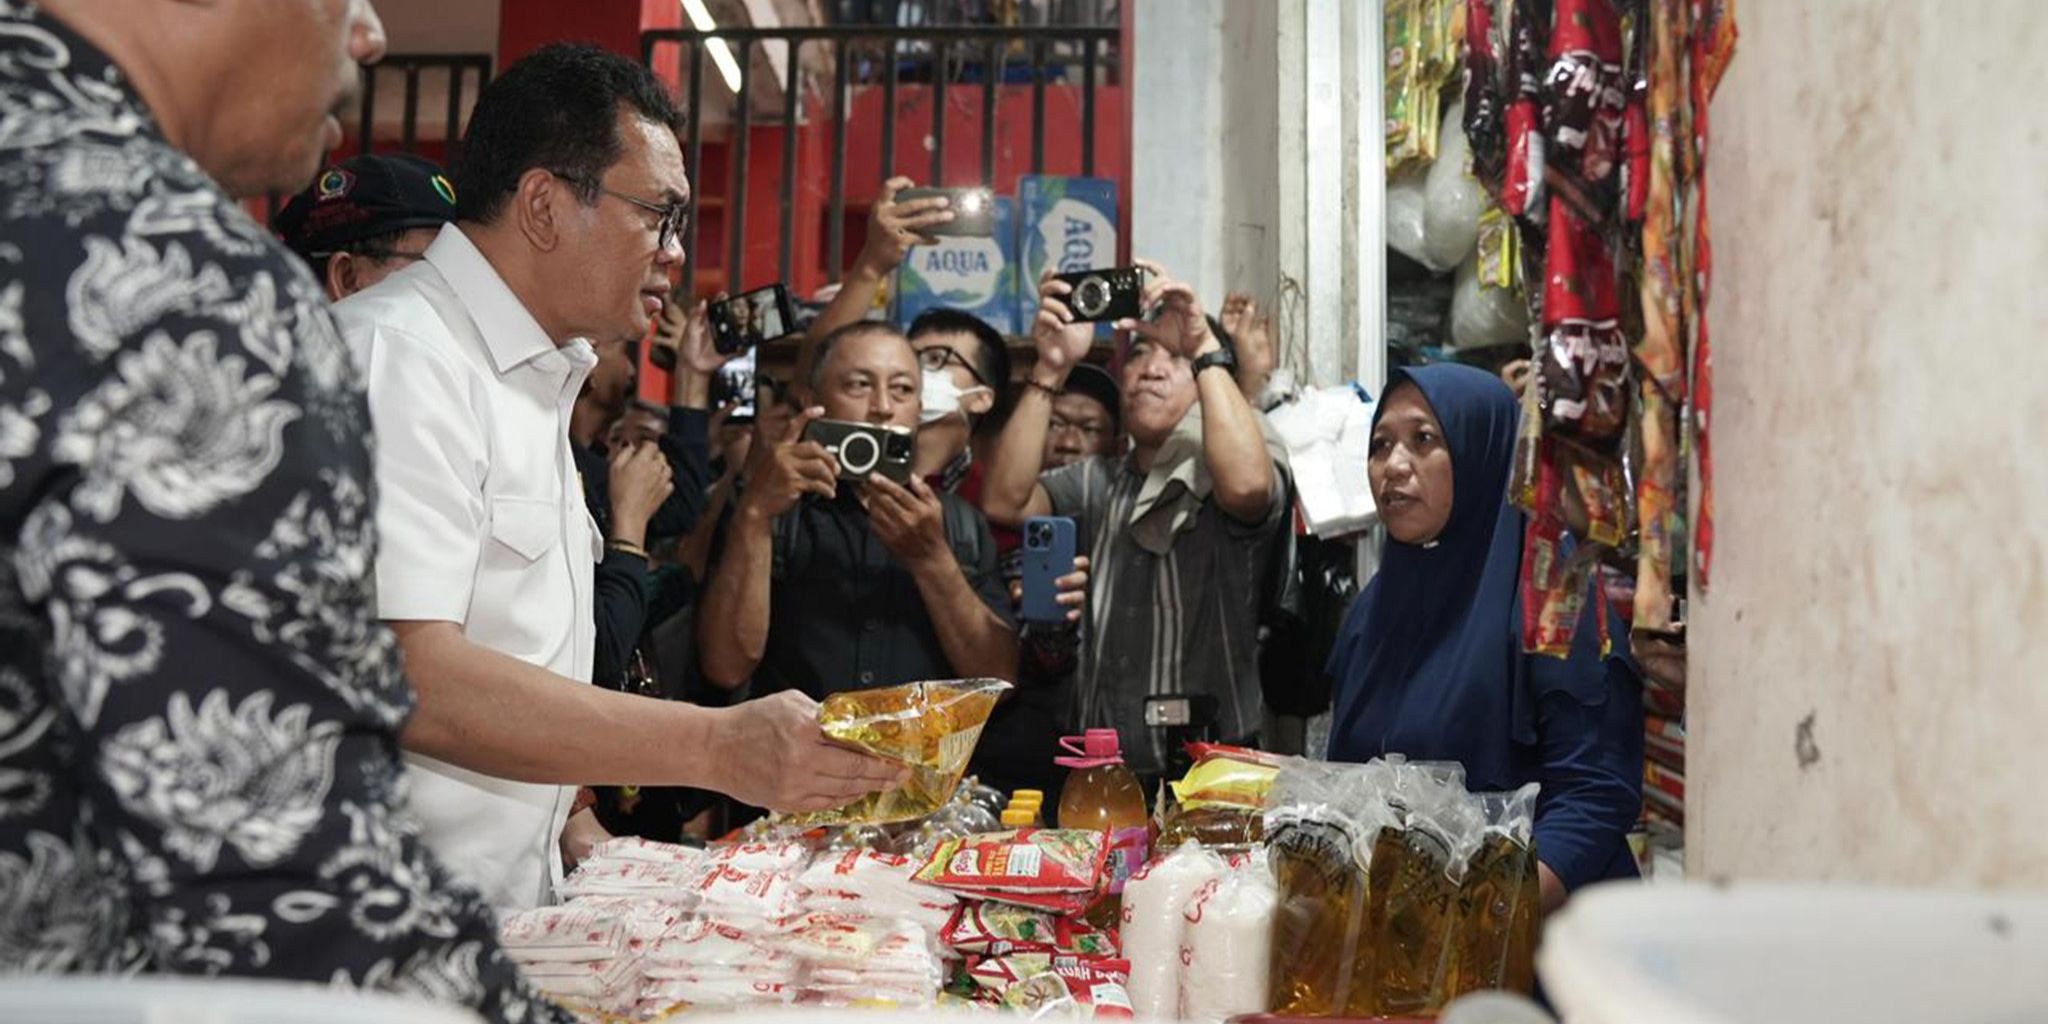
[272,154,458,263]
[1061,362,1122,435]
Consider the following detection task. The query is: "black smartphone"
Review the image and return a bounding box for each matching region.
[710,348,757,421]
[708,283,795,355]
[897,186,996,238]
[1053,266,1147,324]
[803,418,915,484]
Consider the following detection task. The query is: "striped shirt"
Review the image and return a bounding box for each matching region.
[1041,452,1288,775]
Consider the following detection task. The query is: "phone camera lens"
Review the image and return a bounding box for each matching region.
[1072,275,1112,318]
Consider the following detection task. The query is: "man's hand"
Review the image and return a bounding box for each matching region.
[608,441,675,541]
[863,474,949,573]
[1501,358,1535,400]
[857,177,954,274]
[1221,292,1275,396]
[1030,273,1096,382]
[1052,554,1091,624]
[1119,258,1217,359]
[709,691,909,813]
[559,806,611,870]
[669,298,731,376]
[740,406,837,519]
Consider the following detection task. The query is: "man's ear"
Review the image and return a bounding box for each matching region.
[514,168,565,253]
[324,252,357,302]
[963,386,996,417]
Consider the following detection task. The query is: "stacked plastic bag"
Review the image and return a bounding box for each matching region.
[1120,844,1279,1024]
[500,836,965,1021]
[1264,757,1541,1018]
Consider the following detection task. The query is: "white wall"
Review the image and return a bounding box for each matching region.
[1690,0,2048,886]
[1131,0,1380,390]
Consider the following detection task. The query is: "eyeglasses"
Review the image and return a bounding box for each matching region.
[916,345,988,388]
[556,171,689,252]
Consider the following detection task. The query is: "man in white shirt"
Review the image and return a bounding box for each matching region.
[336,44,899,910]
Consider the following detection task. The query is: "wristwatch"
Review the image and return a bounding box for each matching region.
[1191,346,1237,378]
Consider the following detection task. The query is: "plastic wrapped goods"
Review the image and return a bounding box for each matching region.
[916,829,1108,916]
[789,678,1010,826]
[1180,852,1279,1024]
[1119,843,1228,1018]
[1422,100,1488,272]
[1263,760,1397,1015]
[1448,784,1542,1000]
[1449,253,1531,351]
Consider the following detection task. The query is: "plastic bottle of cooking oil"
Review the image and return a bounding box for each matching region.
[1055,728,1149,923]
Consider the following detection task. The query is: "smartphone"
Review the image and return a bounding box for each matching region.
[1020,516,1077,625]
[710,348,757,421]
[803,418,915,484]
[897,186,996,238]
[708,283,795,355]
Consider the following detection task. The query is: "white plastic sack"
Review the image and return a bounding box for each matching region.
[1449,253,1530,350]
[1265,385,1378,538]
[1119,843,1227,1020]
[1422,101,1487,272]
[1180,853,1279,1024]
[1387,164,1431,268]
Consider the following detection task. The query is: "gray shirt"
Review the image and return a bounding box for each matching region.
[1041,446,1288,775]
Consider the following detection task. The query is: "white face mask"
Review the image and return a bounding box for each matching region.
[920,368,988,426]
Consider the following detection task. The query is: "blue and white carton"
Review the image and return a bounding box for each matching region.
[1016,175,1120,335]
[893,196,1018,336]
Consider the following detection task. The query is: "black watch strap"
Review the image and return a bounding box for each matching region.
[1191,347,1237,377]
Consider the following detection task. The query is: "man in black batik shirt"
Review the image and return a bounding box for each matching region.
[0,2,562,1020]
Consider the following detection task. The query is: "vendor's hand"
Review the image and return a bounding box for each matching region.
[711,691,909,813]
[1632,624,1686,690]
[1501,358,1534,400]
[1030,272,1095,381]
[741,407,838,519]
[857,176,954,273]
[1119,258,1215,360]
[559,806,611,871]
[608,440,674,533]
[1054,554,1090,624]
[862,474,949,573]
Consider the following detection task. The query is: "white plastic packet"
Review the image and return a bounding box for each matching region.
[1180,851,1279,1023]
[1118,842,1227,1019]
[555,858,699,902]
[584,836,705,866]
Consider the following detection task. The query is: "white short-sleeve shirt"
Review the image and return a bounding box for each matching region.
[336,223,600,912]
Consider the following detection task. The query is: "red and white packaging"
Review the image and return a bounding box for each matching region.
[498,901,633,963]
[556,858,700,902]
[585,836,706,867]
[689,862,803,924]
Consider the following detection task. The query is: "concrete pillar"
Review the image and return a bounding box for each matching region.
[1690,1,2048,886]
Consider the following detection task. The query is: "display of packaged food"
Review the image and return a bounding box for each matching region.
[1120,842,1228,1018]
[916,829,1108,901]
[1180,851,1279,1024]
[942,901,1119,957]
[788,678,1011,827]
[555,858,700,902]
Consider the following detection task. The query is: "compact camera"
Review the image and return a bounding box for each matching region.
[803,419,915,484]
[1053,266,1146,324]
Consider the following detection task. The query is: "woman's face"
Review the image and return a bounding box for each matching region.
[1368,382,1456,545]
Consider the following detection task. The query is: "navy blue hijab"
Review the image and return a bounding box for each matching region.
[1325,364,1625,790]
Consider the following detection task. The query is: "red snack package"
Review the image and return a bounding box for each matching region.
[1540,0,1626,223]
[943,902,1120,957]
[1462,0,1507,193]
[1500,0,1549,218]
[1537,202,1629,447]
[916,829,1108,897]
[967,955,1136,1020]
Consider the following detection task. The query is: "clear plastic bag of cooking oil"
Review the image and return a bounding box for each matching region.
[1447,782,1541,1000]
[1343,758,1488,1017]
[1263,759,1398,1016]
[783,678,1010,827]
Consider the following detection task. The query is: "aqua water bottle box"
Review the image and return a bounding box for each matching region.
[893,195,1019,336]
[1016,175,1120,337]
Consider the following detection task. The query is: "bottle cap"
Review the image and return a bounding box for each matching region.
[1053,728,1125,769]
[1000,808,1036,828]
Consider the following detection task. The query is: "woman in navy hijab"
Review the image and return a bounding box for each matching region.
[1327,363,1643,910]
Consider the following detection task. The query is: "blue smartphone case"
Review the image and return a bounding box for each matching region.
[1020,516,1078,625]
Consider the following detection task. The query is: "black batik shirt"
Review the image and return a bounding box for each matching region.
[0,6,565,1021]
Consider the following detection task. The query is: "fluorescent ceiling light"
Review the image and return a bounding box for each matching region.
[681,0,744,94]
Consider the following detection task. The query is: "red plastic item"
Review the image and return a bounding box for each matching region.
[1055,729,1124,770]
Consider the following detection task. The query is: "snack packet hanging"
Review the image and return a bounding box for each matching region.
[787,678,1011,827]
[944,902,1120,957]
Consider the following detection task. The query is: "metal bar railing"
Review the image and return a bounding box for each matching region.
[644,24,1119,300]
